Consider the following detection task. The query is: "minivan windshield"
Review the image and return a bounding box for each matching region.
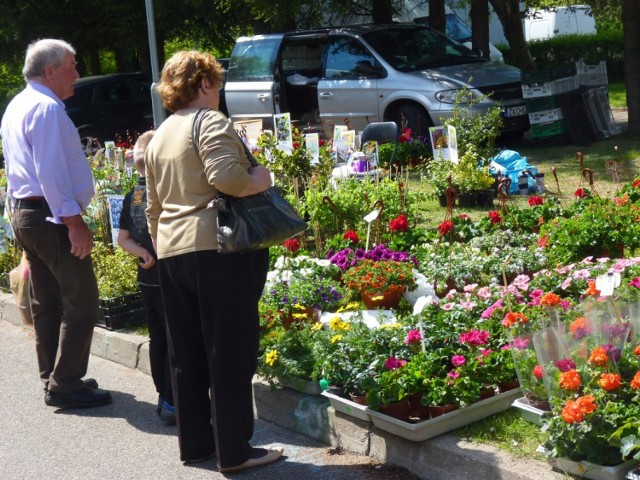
[362,24,486,71]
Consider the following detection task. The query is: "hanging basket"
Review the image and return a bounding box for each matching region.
[361,287,405,310]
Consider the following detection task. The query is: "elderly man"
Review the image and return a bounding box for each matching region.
[0,39,111,409]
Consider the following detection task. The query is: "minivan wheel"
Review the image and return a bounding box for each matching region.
[394,105,432,138]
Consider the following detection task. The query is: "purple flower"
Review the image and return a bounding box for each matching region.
[603,343,622,363]
[555,358,576,372]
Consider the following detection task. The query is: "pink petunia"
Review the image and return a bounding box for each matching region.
[451,355,466,367]
[404,329,422,345]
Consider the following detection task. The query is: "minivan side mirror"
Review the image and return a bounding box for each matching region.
[354,60,385,78]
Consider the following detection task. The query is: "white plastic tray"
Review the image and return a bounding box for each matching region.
[552,457,637,480]
[511,396,547,426]
[321,390,371,422]
[365,388,522,442]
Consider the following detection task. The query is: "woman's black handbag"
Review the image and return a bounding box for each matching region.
[192,109,307,254]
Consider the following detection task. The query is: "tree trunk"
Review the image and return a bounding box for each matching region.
[470,0,491,60]
[623,0,640,134]
[371,0,394,23]
[429,0,446,34]
[489,0,536,72]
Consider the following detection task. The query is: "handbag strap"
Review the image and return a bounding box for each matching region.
[191,108,259,167]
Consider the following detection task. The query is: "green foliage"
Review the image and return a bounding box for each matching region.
[91,241,139,299]
[450,146,496,194]
[443,88,504,162]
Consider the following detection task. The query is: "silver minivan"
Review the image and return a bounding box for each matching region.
[224,23,528,139]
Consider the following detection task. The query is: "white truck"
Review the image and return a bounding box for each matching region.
[524,5,597,41]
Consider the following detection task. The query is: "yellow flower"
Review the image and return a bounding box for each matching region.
[337,302,362,312]
[311,322,323,332]
[265,349,279,366]
[380,322,401,330]
[329,316,342,330]
[331,334,343,344]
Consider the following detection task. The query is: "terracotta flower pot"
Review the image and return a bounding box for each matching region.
[361,287,404,310]
[379,399,411,421]
[498,379,520,393]
[349,393,368,406]
[408,393,431,419]
[281,306,321,330]
[427,403,458,418]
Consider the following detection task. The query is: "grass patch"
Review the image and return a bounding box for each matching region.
[608,82,626,109]
[454,409,549,462]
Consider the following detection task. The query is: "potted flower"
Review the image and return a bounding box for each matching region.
[342,259,417,309]
[362,357,412,419]
[257,317,331,392]
[450,146,495,208]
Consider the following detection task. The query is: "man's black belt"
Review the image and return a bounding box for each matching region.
[14,197,49,210]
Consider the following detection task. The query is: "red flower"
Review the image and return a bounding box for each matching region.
[533,365,543,379]
[537,235,549,248]
[437,220,454,236]
[283,238,300,252]
[399,128,412,143]
[458,214,470,221]
[488,210,502,224]
[633,179,640,188]
[343,230,359,243]
[528,195,543,206]
[574,188,586,198]
[389,214,409,232]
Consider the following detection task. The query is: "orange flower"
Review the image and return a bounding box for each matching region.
[634,345,640,356]
[540,292,562,306]
[501,311,528,328]
[631,372,640,390]
[584,281,600,296]
[558,370,582,391]
[588,346,609,367]
[599,373,622,391]
[561,395,597,423]
[537,235,549,248]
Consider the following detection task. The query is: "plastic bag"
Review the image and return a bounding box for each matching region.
[9,252,33,325]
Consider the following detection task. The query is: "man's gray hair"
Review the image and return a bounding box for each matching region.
[22,39,76,81]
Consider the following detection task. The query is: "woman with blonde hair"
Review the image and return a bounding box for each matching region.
[144,50,283,472]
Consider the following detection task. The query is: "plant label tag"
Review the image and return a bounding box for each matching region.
[364,209,379,223]
[413,295,432,315]
[596,273,620,296]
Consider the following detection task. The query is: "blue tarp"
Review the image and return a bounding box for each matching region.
[489,149,538,194]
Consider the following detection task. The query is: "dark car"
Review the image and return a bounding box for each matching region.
[64,72,155,149]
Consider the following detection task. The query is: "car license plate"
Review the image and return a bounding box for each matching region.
[505,105,527,117]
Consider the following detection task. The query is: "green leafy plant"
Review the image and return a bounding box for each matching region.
[91,241,139,299]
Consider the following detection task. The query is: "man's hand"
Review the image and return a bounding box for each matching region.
[62,215,93,260]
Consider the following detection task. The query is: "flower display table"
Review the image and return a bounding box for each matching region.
[321,390,371,422]
[365,388,521,442]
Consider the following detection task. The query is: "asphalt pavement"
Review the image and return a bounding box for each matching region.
[0,320,424,480]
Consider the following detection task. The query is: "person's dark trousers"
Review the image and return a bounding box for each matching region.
[159,248,268,467]
[140,284,173,404]
[11,206,99,394]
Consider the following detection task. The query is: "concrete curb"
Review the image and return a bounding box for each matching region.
[0,291,562,480]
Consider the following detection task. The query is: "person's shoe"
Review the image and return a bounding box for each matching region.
[218,447,284,473]
[183,452,216,465]
[44,378,99,393]
[158,400,176,425]
[82,378,99,389]
[45,386,112,409]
